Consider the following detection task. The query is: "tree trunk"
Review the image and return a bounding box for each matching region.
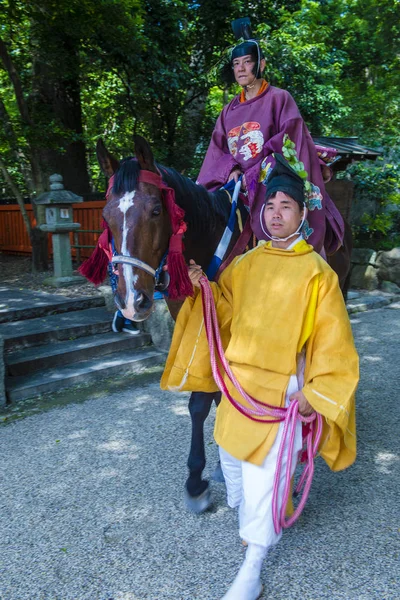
[0,154,48,272]
[166,88,208,171]
[31,51,90,196]
[30,227,49,272]
[1,31,88,272]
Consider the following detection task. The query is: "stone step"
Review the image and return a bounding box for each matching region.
[6,331,151,376]
[346,293,397,314]
[6,347,165,402]
[0,286,105,324]
[0,307,114,352]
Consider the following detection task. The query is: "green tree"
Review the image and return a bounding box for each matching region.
[335,0,400,144]
[1,0,398,256]
[0,0,143,267]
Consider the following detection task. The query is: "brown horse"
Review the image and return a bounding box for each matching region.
[96,135,250,512]
[94,135,352,513]
[98,137,248,322]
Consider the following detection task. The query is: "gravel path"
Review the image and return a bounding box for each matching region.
[0,304,399,600]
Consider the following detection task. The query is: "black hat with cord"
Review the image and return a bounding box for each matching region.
[230,17,264,78]
[265,153,305,209]
[259,153,308,242]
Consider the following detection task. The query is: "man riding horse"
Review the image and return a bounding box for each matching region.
[198,17,344,256]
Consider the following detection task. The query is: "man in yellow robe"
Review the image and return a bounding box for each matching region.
[161,154,359,600]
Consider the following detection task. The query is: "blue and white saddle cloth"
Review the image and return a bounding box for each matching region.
[205,177,242,281]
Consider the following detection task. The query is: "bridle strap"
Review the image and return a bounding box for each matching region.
[111,255,156,278]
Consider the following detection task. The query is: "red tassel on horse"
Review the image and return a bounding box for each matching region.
[167,232,194,300]
[135,169,194,300]
[78,223,113,285]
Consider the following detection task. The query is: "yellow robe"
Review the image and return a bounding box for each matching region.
[161,240,359,472]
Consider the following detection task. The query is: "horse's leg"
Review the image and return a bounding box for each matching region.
[186,391,214,493]
[341,269,351,302]
[185,390,219,512]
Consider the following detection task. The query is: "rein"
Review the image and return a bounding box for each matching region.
[199,275,323,534]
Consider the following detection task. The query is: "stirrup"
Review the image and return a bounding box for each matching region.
[184,487,213,514]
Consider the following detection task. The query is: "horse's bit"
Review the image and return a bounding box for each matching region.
[111,253,170,292]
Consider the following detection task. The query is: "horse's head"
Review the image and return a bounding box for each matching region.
[97,136,172,321]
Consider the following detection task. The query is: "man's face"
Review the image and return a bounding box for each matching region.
[232,54,256,86]
[264,191,304,239]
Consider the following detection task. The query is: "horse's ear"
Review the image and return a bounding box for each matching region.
[134,135,157,173]
[96,139,119,178]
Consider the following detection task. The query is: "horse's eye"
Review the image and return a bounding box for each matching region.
[152,206,162,216]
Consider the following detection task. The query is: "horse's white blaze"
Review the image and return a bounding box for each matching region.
[118,192,137,314]
[119,191,135,254]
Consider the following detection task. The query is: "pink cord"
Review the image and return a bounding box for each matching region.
[199,276,323,534]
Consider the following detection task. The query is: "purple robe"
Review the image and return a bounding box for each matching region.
[197,85,344,254]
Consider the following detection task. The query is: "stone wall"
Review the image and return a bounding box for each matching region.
[350,247,400,293]
[142,299,175,353]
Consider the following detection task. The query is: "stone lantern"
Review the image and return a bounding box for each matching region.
[36,174,85,287]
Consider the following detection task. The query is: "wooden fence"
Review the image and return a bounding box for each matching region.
[0,201,106,260]
[0,187,353,260]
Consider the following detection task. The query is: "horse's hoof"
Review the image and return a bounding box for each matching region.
[184,487,213,514]
[211,461,225,483]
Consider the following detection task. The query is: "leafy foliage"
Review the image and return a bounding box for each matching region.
[342,148,400,249]
[0,0,399,253]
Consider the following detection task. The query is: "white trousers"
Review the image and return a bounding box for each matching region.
[219,375,303,549]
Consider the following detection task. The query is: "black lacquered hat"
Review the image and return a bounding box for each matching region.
[230,17,264,77]
[265,153,305,208]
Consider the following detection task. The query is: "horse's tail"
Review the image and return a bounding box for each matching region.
[78,221,112,285]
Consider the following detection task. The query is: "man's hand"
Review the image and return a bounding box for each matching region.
[289,390,315,416]
[188,259,203,288]
[228,167,242,183]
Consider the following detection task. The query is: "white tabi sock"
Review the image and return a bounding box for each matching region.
[221,543,267,600]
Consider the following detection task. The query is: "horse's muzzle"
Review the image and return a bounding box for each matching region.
[114,289,154,322]
[133,290,153,315]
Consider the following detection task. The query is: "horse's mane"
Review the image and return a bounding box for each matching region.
[159,166,231,233]
[112,158,231,234]
[112,157,141,198]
